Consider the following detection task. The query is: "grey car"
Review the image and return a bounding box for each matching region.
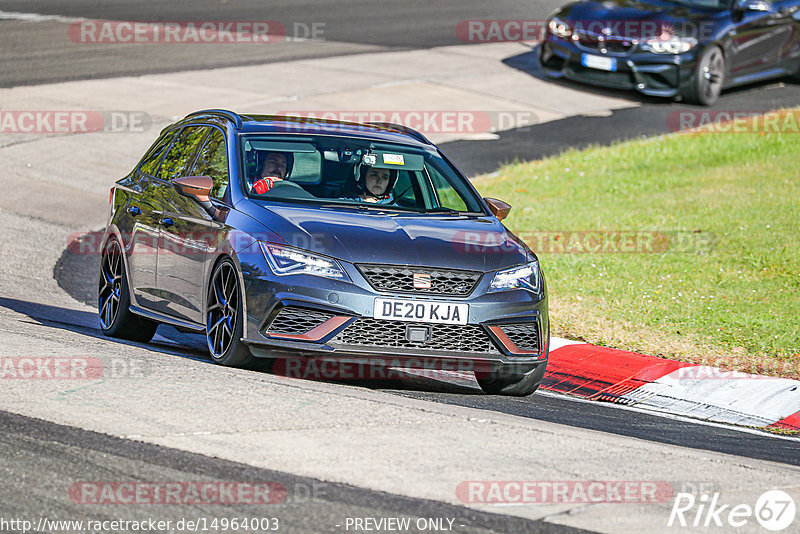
[99,110,549,396]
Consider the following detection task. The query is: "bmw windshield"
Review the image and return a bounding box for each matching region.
[240,135,486,215]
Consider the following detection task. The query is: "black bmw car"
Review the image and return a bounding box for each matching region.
[99,110,549,396]
[540,0,800,104]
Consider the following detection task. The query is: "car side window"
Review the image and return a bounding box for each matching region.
[190,128,229,201]
[427,164,468,211]
[138,130,177,176]
[157,126,209,182]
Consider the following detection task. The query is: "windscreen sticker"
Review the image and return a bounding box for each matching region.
[383,153,405,165]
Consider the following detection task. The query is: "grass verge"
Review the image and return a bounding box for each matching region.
[473,110,800,379]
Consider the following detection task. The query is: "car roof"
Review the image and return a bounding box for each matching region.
[175,109,435,148]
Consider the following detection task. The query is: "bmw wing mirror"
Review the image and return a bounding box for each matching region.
[484,197,511,221]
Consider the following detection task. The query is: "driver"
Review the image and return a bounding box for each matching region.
[252,151,293,194]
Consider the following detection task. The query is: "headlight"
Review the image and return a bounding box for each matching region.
[488,261,540,293]
[641,37,697,54]
[548,17,572,38]
[260,243,349,281]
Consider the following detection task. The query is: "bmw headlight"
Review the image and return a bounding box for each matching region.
[260,243,349,281]
[548,17,572,38]
[488,261,540,293]
[642,36,697,54]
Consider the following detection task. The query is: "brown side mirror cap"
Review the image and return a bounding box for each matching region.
[173,176,213,202]
[484,197,511,221]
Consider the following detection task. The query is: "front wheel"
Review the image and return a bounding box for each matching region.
[475,362,547,397]
[206,257,256,368]
[684,45,725,106]
[98,237,157,342]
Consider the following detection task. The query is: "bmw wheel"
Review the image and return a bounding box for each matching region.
[206,257,255,367]
[98,237,157,342]
[685,45,725,106]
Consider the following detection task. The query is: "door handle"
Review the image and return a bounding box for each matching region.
[128,206,141,216]
[159,217,174,227]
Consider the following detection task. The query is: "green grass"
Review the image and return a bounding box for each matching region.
[473,112,800,378]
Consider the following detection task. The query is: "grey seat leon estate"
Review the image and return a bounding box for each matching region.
[99,110,549,396]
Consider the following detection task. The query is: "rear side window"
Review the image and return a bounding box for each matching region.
[138,130,177,176]
[190,128,229,201]
[157,126,209,181]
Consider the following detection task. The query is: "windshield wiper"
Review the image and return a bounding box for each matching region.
[421,207,468,215]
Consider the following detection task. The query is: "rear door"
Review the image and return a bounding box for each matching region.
[152,125,210,319]
[125,129,176,309]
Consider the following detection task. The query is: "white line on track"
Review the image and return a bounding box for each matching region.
[0,10,87,23]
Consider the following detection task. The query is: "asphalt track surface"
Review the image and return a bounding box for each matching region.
[4,2,800,532]
[0,0,564,86]
[1,410,586,534]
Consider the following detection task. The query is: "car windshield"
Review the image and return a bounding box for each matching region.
[240,135,486,214]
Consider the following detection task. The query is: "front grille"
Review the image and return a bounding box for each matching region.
[267,306,335,336]
[576,33,636,56]
[357,264,482,296]
[499,323,540,353]
[330,318,500,355]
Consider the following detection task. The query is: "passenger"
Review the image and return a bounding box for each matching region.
[252,151,294,194]
[342,166,398,204]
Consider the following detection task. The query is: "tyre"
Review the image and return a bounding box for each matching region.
[206,257,256,367]
[98,237,158,342]
[684,45,725,106]
[475,361,547,397]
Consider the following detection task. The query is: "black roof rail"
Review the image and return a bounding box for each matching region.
[366,122,433,145]
[184,109,243,130]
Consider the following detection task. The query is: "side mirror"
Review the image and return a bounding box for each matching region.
[173,176,213,202]
[735,0,771,11]
[484,197,511,221]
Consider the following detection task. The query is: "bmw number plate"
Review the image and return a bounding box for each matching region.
[581,54,617,72]
[374,298,468,325]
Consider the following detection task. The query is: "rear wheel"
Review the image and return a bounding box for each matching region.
[684,45,725,106]
[206,258,255,368]
[98,238,157,342]
[475,362,546,397]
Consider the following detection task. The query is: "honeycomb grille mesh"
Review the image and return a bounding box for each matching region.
[330,318,499,354]
[356,264,481,296]
[267,307,335,335]
[500,323,540,352]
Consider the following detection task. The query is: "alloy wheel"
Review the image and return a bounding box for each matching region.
[702,48,724,102]
[207,261,239,359]
[98,240,123,329]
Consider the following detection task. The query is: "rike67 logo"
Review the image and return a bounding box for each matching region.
[668,490,796,531]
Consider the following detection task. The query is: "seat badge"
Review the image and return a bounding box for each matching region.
[413,273,432,289]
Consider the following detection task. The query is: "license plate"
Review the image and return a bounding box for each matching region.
[581,54,617,72]
[374,298,468,325]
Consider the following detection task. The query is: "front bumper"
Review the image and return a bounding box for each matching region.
[236,243,549,369]
[539,36,700,98]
